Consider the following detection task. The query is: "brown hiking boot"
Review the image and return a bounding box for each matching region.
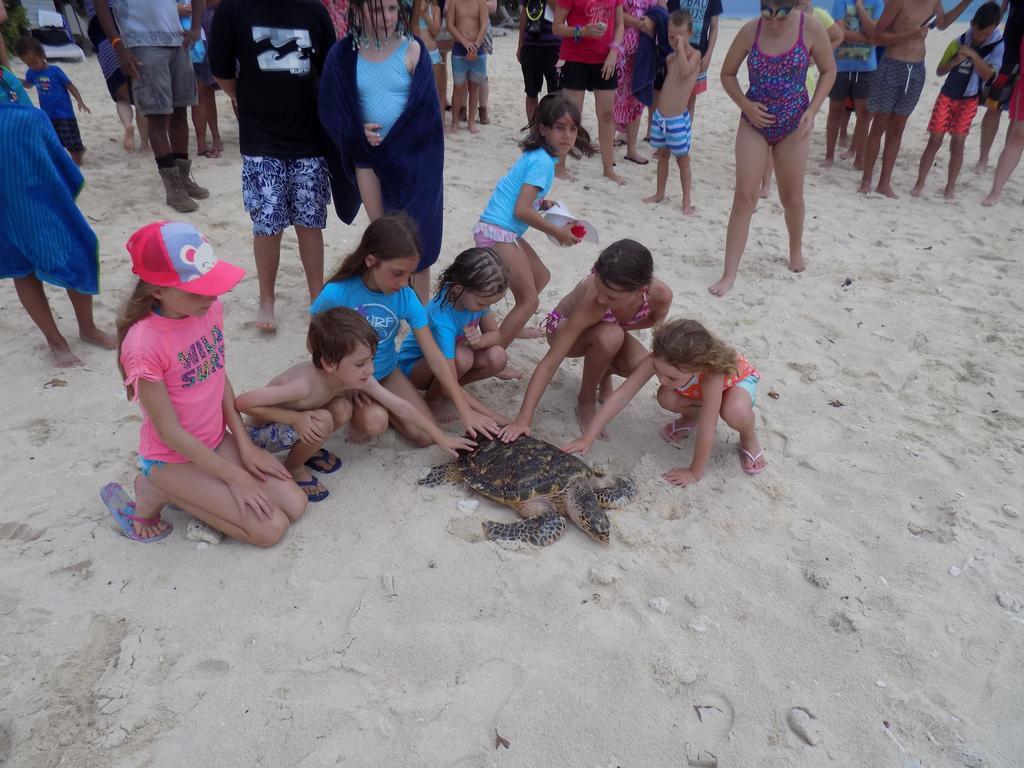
[478,106,490,125]
[159,167,199,213]
[175,158,209,199]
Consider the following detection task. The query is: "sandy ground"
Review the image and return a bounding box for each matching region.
[1,18,1023,768]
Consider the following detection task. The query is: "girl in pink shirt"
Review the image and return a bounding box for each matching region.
[101,221,306,546]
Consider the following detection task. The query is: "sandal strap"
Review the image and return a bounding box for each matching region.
[123,512,164,525]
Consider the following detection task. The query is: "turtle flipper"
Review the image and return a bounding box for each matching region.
[419,463,462,487]
[594,478,638,508]
[564,483,610,543]
[483,511,567,546]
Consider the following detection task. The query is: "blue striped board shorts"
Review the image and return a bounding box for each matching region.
[650,109,692,157]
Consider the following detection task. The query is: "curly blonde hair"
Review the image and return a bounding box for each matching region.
[651,319,739,377]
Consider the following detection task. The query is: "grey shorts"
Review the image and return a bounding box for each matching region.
[868,58,925,116]
[130,45,197,115]
[830,70,875,102]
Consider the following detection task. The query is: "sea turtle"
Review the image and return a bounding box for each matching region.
[419,435,638,546]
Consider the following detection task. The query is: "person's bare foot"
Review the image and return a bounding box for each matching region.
[51,344,83,368]
[910,184,924,198]
[643,192,665,203]
[468,122,479,134]
[346,425,370,444]
[624,153,649,165]
[819,157,833,168]
[447,122,458,135]
[876,183,898,199]
[516,326,545,340]
[123,125,135,152]
[738,437,767,474]
[555,166,576,182]
[973,160,989,174]
[788,253,806,273]
[575,400,608,440]
[707,275,735,297]
[80,326,116,350]
[683,204,697,216]
[254,302,277,332]
[838,134,850,148]
[604,170,627,186]
[981,191,1001,207]
[840,146,856,161]
[758,184,771,199]
[496,366,523,380]
[943,186,956,200]
[428,398,458,424]
[211,139,224,157]
[857,178,872,194]
[661,415,698,443]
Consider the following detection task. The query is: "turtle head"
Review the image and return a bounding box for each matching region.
[565,482,610,544]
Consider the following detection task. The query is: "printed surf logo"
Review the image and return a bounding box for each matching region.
[355,303,400,344]
[252,27,313,74]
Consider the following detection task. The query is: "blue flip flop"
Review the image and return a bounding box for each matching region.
[296,476,330,502]
[100,482,173,543]
[304,448,342,474]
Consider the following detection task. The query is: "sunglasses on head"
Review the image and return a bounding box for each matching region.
[760,3,794,18]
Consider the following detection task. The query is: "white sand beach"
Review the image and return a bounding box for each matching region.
[1,19,1023,767]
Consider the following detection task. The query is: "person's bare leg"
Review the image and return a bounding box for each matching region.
[772,131,811,273]
[115,100,136,151]
[624,117,646,163]
[644,148,670,202]
[911,132,944,197]
[253,232,284,331]
[525,94,538,124]
[478,77,489,123]
[191,99,208,155]
[974,105,1001,172]
[382,369,438,446]
[355,167,385,219]
[459,345,508,385]
[206,85,222,155]
[876,114,909,198]
[147,114,171,158]
[944,134,967,199]
[467,81,481,134]
[720,387,765,473]
[449,81,467,132]
[495,241,543,347]
[66,289,115,349]
[678,154,695,215]
[822,100,844,165]
[574,323,626,439]
[137,112,150,152]
[411,268,430,305]
[169,106,190,155]
[709,122,769,297]
[982,118,1024,206]
[347,400,389,443]
[846,100,870,168]
[859,111,890,193]
[434,64,446,118]
[294,225,325,301]
[13,275,80,367]
[595,89,625,185]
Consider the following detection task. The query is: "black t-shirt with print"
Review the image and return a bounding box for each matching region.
[209,0,336,158]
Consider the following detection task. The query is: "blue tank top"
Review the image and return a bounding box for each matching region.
[356,39,413,140]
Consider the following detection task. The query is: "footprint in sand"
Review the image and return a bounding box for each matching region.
[0,522,46,544]
[679,691,735,767]
[786,707,822,746]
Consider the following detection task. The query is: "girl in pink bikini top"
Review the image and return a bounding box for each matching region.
[499,239,674,443]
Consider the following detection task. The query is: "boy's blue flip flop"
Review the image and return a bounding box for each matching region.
[296,476,330,502]
[304,448,342,474]
[100,482,173,543]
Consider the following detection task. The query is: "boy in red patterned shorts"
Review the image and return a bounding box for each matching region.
[911,2,1004,199]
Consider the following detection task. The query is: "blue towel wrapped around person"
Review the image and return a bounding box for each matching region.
[632,6,672,108]
[318,37,445,274]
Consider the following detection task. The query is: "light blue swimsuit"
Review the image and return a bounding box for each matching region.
[356,39,413,140]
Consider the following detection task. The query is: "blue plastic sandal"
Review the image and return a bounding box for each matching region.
[100,482,173,543]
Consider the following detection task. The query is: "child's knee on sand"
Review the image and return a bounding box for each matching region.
[588,321,627,356]
[353,401,389,437]
[478,344,508,374]
[719,386,755,430]
[656,385,696,414]
[327,395,355,430]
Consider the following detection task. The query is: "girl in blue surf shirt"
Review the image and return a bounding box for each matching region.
[310,213,505,444]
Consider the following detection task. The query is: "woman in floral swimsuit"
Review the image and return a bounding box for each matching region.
[709,0,835,297]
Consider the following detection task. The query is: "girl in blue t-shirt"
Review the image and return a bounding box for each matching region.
[310,213,503,444]
[397,247,510,421]
[473,94,596,369]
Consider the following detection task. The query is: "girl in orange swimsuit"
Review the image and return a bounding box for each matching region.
[563,318,767,484]
[498,239,673,441]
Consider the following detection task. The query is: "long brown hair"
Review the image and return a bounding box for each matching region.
[434,247,509,308]
[325,212,422,285]
[116,280,160,399]
[652,319,739,377]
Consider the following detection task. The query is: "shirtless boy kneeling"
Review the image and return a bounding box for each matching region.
[236,308,474,502]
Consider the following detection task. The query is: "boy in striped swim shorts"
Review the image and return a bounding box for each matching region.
[911,3,1004,199]
[644,11,700,215]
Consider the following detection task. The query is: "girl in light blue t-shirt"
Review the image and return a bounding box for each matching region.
[472,94,596,371]
[397,247,510,421]
[310,214,503,444]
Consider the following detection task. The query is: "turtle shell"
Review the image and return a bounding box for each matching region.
[457,435,596,505]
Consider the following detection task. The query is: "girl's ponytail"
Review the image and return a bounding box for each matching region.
[433,247,509,307]
[116,280,161,400]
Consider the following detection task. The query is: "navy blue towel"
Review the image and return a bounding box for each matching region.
[632,7,672,108]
